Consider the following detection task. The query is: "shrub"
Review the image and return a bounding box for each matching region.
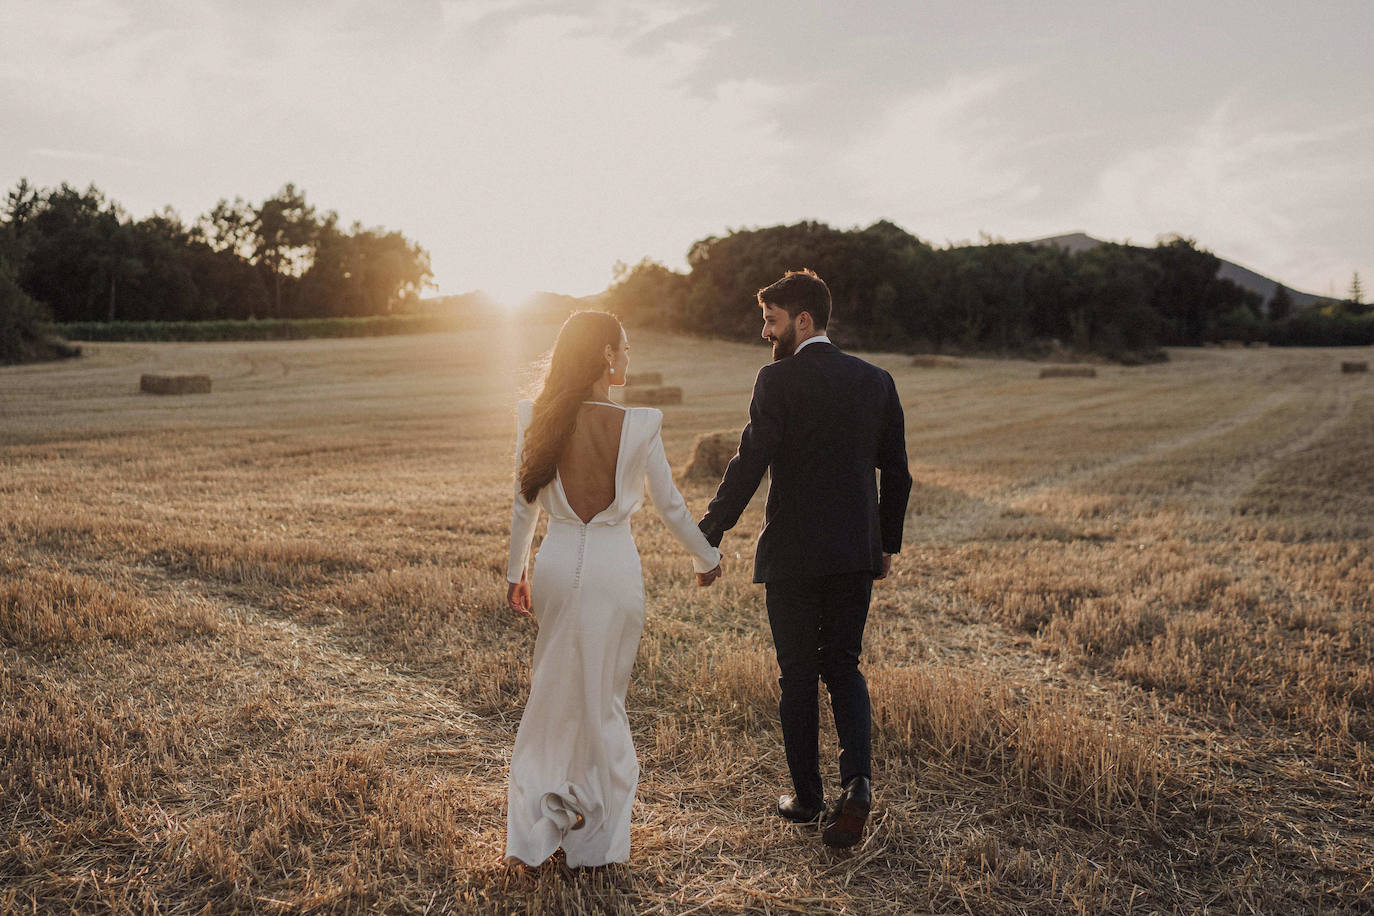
[1265,309,1374,347]
[0,271,68,365]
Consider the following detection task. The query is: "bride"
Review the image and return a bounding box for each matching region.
[503,310,722,868]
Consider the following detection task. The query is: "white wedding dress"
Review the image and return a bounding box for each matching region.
[505,398,720,867]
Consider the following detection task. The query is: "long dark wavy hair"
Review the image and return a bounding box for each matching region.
[518,310,624,503]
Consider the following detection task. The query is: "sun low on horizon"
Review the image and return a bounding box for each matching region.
[481,284,540,311]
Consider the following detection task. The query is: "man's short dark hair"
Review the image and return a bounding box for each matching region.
[757,269,831,330]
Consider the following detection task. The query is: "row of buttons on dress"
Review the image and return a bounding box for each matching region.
[571,523,588,590]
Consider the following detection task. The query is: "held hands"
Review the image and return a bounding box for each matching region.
[696,562,722,587]
[506,572,533,618]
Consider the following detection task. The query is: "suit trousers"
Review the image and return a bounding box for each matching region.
[764,570,874,807]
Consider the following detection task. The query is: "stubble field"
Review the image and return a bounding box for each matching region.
[2,324,1372,914]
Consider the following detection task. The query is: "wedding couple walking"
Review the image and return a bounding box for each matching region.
[503,269,912,867]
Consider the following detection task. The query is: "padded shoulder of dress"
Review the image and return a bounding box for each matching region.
[631,406,663,437]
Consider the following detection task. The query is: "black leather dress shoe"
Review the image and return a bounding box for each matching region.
[822,776,871,848]
[776,794,825,824]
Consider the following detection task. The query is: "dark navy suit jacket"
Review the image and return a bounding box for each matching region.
[698,341,912,583]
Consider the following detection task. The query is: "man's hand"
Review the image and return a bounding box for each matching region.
[506,573,533,618]
[876,553,893,581]
[696,563,722,587]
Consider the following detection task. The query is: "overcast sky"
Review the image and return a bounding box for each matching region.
[2,0,1371,300]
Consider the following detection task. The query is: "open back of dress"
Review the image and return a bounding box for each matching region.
[557,403,625,524]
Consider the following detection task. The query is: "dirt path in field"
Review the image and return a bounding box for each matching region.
[70,565,521,837]
[1207,384,1358,510]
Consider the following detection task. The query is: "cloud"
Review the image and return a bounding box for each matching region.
[0,0,132,53]
[1072,102,1373,292]
[439,0,538,31]
[835,72,1041,240]
[30,146,142,165]
[401,3,792,292]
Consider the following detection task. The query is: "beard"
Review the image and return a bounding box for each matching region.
[769,321,798,361]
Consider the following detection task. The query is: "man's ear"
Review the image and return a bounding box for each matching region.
[797,310,813,333]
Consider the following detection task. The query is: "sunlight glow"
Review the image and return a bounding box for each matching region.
[484,284,537,311]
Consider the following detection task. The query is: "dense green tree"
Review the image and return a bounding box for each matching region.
[1268,284,1294,321]
[1,179,431,325]
[1212,305,1263,343]
[1075,243,1161,354]
[1203,277,1263,332]
[608,221,1272,360]
[191,196,269,318]
[0,208,60,364]
[604,257,689,327]
[12,183,124,322]
[1347,271,1370,315]
[97,221,145,321]
[298,216,432,316]
[253,183,317,318]
[0,269,59,364]
[348,225,432,314]
[1147,236,1221,345]
[4,179,40,227]
[196,197,256,259]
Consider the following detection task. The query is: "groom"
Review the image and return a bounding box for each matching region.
[697,268,912,849]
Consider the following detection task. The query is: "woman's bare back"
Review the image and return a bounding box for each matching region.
[558,403,625,523]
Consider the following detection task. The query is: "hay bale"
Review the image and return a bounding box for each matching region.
[622,385,682,405]
[626,372,662,386]
[1219,340,1246,349]
[1342,361,1369,374]
[140,374,212,395]
[1039,367,1097,379]
[681,430,739,481]
[910,355,961,368]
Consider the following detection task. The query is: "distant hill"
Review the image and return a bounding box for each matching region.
[1024,232,1327,312]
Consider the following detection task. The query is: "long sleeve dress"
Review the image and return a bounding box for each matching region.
[504,398,721,867]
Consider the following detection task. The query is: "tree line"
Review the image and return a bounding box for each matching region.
[603,221,1372,357]
[1,180,432,326]
[6,191,1369,365]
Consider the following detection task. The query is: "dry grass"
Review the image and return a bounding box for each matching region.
[0,563,218,655]
[2,330,1373,913]
[910,355,961,369]
[620,386,684,406]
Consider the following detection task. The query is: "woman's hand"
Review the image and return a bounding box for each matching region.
[507,573,532,618]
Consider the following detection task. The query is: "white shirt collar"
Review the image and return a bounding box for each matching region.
[793,334,832,354]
